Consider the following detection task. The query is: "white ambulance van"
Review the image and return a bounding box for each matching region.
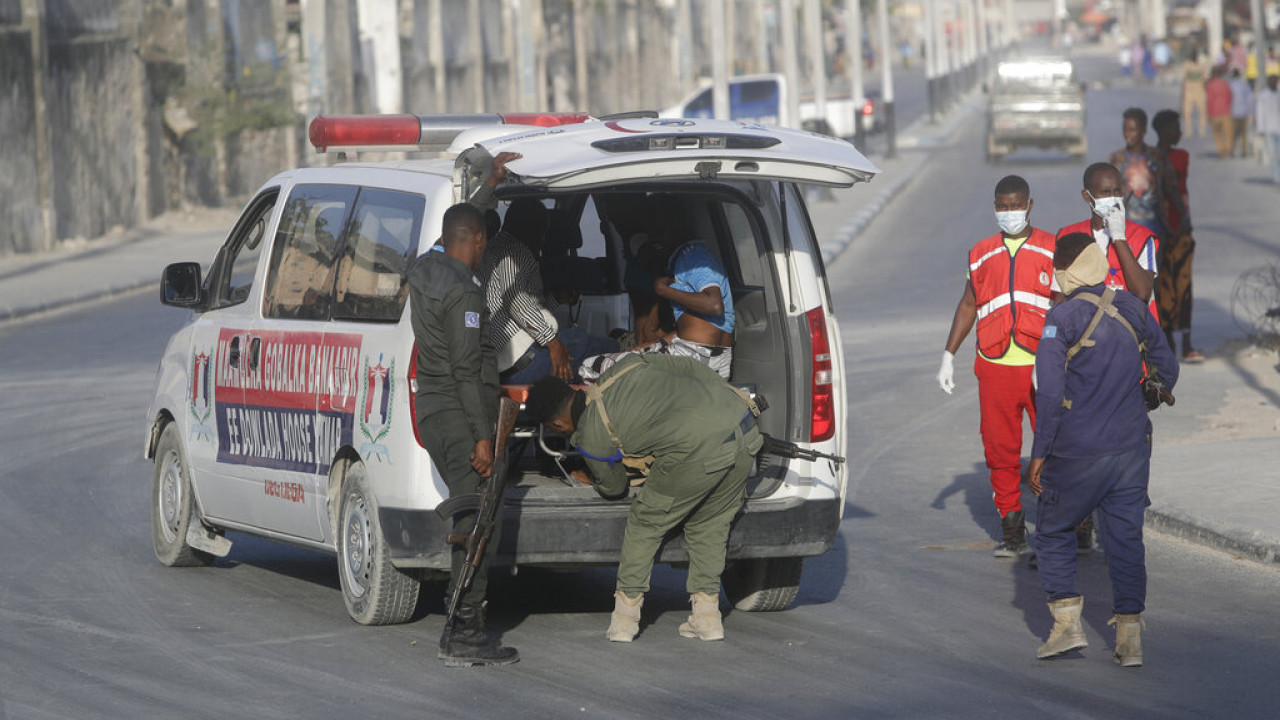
[145,113,878,625]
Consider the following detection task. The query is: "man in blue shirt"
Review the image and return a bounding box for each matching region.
[580,195,736,380]
[653,239,736,379]
[1028,232,1179,668]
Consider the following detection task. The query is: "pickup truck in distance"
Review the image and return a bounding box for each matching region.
[986,57,1087,163]
[661,73,881,140]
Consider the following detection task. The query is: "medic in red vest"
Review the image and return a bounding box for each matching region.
[937,175,1060,559]
[1056,162,1160,318]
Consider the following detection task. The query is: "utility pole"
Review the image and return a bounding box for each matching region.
[1207,0,1222,65]
[926,0,938,122]
[804,0,827,127]
[574,0,588,111]
[467,0,483,111]
[711,0,730,119]
[21,0,54,251]
[780,0,801,129]
[975,0,989,81]
[754,0,769,75]
[876,0,896,157]
[1251,0,1265,96]
[846,0,866,149]
[427,0,445,113]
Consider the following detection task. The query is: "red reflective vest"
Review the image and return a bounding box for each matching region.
[969,229,1057,358]
[1056,219,1160,318]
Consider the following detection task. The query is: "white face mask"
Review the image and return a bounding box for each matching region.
[995,210,1029,236]
[1088,191,1124,218]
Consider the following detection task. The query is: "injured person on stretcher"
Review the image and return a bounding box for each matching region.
[579,194,736,381]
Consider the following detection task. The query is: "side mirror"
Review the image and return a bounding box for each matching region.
[161,262,204,308]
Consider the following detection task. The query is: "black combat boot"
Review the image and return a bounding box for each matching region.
[993,510,1028,558]
[438,601,519,668]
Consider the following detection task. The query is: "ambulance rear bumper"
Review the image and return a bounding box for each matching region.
[380,496,840,569]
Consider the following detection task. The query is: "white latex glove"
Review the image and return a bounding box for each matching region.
[1105,203,1126,240]
[937,350,956,394]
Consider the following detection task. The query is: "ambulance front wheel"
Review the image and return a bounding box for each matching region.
[722,556,804,612]
[151,423,214,567]
[336,463,420,625]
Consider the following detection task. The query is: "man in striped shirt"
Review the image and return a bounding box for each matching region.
[476,194,617,385]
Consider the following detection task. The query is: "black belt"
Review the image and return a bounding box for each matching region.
[505,345,539,377]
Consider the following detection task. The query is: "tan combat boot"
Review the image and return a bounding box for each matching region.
[678,592,725,641]
[1036,596,1088,659]
[1109,613,1145,667]
[606,591,643,642]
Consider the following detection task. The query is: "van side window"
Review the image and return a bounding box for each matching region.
[263,185,358,320]
[208,189,279,308]
[332,188,425,322]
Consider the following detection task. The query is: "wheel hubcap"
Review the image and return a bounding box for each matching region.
[341,491,372,599]
[159,450,183,544]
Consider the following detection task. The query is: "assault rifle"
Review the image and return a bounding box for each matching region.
[759,433,845,465]
[434,396,521,627]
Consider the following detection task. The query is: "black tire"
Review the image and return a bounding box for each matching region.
[336,463,419,625]
[722,557,804,612]
[151,423,214,567]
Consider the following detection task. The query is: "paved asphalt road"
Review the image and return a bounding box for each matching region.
[1,51,1278,719]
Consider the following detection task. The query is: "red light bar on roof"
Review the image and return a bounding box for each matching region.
[308,112,593,152]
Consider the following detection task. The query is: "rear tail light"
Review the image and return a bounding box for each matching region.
[861,98,875,116]
[407,343,426,449]
[806,307,835,442]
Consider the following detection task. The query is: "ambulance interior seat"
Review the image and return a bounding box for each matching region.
[541,209,610,296]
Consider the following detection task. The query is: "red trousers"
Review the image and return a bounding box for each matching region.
[974,358,1036,516]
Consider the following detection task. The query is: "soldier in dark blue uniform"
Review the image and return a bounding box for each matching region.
[407,203,517,667]
[1028,232,1179,668]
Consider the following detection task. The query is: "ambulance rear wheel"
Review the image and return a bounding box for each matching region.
[337,463,419,625]
[151,423,214,567]
[723,557,804,612]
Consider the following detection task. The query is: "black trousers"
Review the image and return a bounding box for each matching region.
[419,409,502,606]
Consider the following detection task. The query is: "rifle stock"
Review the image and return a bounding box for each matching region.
[437,397,521,625]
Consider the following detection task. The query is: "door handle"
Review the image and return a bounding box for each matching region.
[249,336,262,372]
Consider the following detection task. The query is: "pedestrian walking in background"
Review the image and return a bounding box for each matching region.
[1152,110,1204,362]
[1107,108,1184,244]
[1181,47,1210,138]
[937,175,1058,558]
[1028,232,1179,667]
[1228,69,1255,158]
[1152,38,1172,84]
[1206,67,1234,157]
[1057,162,1160,319]
[1256,75,1280,185]
[1229,37,1248,74]
[525,354,762,643]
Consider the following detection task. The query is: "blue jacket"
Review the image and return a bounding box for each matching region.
[1032,284,1179,459]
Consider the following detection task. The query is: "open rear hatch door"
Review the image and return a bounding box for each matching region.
[468,117,880,191]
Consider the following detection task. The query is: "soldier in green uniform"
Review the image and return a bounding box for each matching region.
[407,202,518,667]
[525,354,763,642]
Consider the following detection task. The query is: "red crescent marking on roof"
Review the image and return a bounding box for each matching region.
[604,121,646,134]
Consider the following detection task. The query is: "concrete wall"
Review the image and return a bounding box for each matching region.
[46,34,139,240]
[0,26,43,254]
